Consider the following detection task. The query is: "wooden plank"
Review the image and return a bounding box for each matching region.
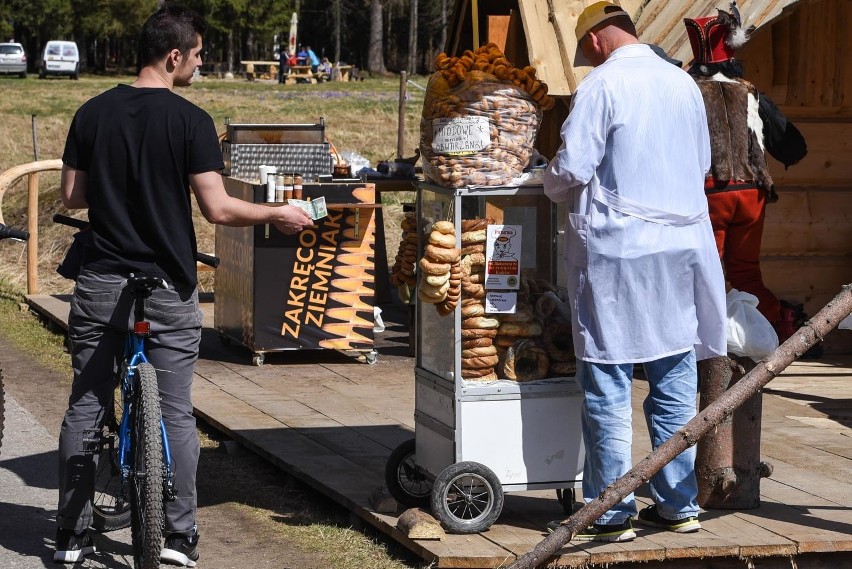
[732,498,852,554]
[767,123,852,185]
[762,188,852,256]
[487,15,511,52]
[697,509,796,558]
[24,294,71,331]
[516,0,577,96]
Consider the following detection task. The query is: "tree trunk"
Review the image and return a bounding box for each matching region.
[333,0,341,63]
[506,284,852,569]
[408,0,418,74]
[368,0,386,74]
[227,29,235,74]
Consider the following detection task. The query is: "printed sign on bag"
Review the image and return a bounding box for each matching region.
[431,116,490,155]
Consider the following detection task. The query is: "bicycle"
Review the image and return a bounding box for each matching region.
[54,213,218,568]
[0,222,30,454]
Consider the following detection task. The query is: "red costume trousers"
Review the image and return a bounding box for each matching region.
[707,187,781,324]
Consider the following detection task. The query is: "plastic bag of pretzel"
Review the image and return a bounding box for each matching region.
[420,43,555,189]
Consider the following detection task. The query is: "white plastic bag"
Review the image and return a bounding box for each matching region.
[839,313,852,330]
[726,289,779,359]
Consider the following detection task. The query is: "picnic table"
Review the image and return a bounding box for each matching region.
[331,64,353,82]
[240,60,278,81]
[286,65,317,84]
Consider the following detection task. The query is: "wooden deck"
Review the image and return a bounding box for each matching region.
[25,293,852,568]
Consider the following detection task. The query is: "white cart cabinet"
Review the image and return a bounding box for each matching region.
[385,183,584,534]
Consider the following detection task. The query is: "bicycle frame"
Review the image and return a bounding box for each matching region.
[116,282,176,502]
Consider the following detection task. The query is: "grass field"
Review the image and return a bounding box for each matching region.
[0,73,426,568]
[0,73,423,294]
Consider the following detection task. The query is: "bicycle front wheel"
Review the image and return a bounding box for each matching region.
[130,363,165,569]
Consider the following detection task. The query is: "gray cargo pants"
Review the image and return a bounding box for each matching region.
[57,269,202,537]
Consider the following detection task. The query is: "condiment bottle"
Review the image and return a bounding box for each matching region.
[283,174,294,201]
[293,174,304,200]
[275,174,285,202]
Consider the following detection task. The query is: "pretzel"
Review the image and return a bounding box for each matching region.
[425,244,460,264]
[432,220,456,234]
[418,257,451,276]
[462,345,498,358]
[428,230,456,248]
[462,337,494,349]
[460,327,497,339]
[462,354,500,369]
[461,316,499,329]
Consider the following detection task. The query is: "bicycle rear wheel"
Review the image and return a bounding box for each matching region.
[92,386,131,531]
[130,363,165,569]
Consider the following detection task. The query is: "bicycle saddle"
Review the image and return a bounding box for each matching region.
[127,273,169,297]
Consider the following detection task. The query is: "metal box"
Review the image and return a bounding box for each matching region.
[221,121,334,182]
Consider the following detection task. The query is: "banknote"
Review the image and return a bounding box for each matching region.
[287,196,328,220]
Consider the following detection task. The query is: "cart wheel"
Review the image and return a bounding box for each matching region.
[556,488,580,515]
[384,439,432,509]
[431,462,503,534]
[252,353,265,366]
[365,350,378,365]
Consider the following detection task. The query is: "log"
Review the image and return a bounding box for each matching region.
[396,508,445,540]
[507,284,852,569]
[697,356,771,509]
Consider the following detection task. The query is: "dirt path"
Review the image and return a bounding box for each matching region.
[0,335,419,568]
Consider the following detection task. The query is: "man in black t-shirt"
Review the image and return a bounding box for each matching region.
[54,5,312,566]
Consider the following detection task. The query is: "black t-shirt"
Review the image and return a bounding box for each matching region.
[62,84,224,291]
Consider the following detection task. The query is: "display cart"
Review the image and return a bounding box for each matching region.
[385,182,585,533]
[215,177,380,365]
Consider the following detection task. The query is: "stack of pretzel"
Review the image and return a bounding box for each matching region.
[390,212,418,290]
[432,43,555,110]
[417,221,461,313]
[421,43,552,189]
[457,217,500,382]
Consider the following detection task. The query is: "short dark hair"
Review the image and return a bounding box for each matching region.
[140,3,207,66]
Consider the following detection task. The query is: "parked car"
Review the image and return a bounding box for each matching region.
[39,40,79,79]
[0,42,27,78]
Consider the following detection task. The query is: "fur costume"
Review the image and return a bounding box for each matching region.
[684,2,807,330]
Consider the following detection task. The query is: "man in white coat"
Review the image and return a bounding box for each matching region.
[544,1,727,542]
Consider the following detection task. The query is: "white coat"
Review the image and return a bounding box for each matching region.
[544,44,727,364]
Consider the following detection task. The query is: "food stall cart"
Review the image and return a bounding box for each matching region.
[384,182,584,534]
[215,176,379,365]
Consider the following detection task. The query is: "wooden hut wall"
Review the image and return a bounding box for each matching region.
[740,0,852,353]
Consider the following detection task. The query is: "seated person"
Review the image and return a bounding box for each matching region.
[296,47,308,66]
[316,57,332,81]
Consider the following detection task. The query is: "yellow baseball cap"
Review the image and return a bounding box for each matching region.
[575,1,630,41]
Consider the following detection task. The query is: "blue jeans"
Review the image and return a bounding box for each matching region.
[577,350,699,524]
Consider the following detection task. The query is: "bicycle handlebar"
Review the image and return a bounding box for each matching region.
[195,252,220,268]
[0,224,29,241]
[53,213,89,230]
[53,213,220,268]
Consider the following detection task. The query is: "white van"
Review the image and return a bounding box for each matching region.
[40,40,80,79]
